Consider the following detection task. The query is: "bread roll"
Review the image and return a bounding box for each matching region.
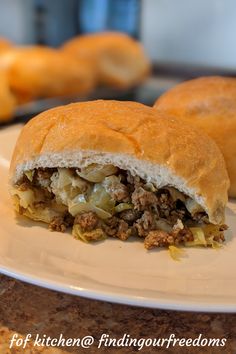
[154,76,236,197]
[6,46,95,101]
[9,100,229,249]
[62,32,151,89]
[0,69,16,122]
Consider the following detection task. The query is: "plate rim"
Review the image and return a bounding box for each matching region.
[1,263,236,313]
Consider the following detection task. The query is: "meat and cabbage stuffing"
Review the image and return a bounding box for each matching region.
[11,164,227,250]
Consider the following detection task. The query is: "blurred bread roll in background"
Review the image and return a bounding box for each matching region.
[0,69,16,122]
[5,46,95,102]
[62,32,151,89]
[0,37,12,53]
[154,76,236,197]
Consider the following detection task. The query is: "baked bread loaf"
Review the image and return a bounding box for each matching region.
[62,32,151,89]
[9,100,229,250]
[154,76,236,197]
[6,46,95,102]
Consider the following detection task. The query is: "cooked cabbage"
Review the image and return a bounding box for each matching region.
[202,224,222,239]
[68,194,112,219]
[206,236,222,249]
[114,203,133,213]
[102,175,122,195]
[50,168,90,205]
[186,227,207,247]
[185,198,204,215]
[165,187,186,202]
[185,226,223,249]
[76,164,118,183]
[89,184,115,212]
[72,224,107,242]
[23,207,61,224]
[144,183,157,192]
[11,188,34,208]
[173,219,184,230]
[168,246,185,261]
[24,170,35,182]
[155,219,173,233]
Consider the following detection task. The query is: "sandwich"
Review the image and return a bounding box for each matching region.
[62,32,151,89]
[9,100,229,251]
[154,76,236,197]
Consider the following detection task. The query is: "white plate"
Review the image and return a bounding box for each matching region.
[0,125,236,313]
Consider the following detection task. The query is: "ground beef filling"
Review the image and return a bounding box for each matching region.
[16,168,227,249]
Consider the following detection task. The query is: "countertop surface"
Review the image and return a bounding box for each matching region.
[0,274,235,354]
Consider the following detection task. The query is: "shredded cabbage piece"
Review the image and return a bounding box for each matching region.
[89,184,115,212]
[185,198,204,215]
[50,168,90,205]
[68,195,112,219]
[114,203,133,213]
[186,226,223,249]
[72,224,107,242]
[102,175,122,196]
[76,164,118,183]
[186,227,207,247]
[24,170,35,182]
[202,224,222,239]
[165,187,186,202]
[144,183,157,192]
[168,246,186,261]
[206,236,223,249]
[11,188,34,209]
[155,219,172,233]
[23,207,61,223]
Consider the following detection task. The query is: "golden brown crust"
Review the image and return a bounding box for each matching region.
[7,45,95,99]
[154,76,236,197]
[10,100,229,223]
[62,32,151,88]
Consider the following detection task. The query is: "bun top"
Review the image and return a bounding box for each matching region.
[62,31,146,55]
[9,100,229,224]
[154,76,236,118]
[154,76,236,197]
[62,32,150,87]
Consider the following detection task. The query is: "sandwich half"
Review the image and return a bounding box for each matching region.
[9,100,229,250]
